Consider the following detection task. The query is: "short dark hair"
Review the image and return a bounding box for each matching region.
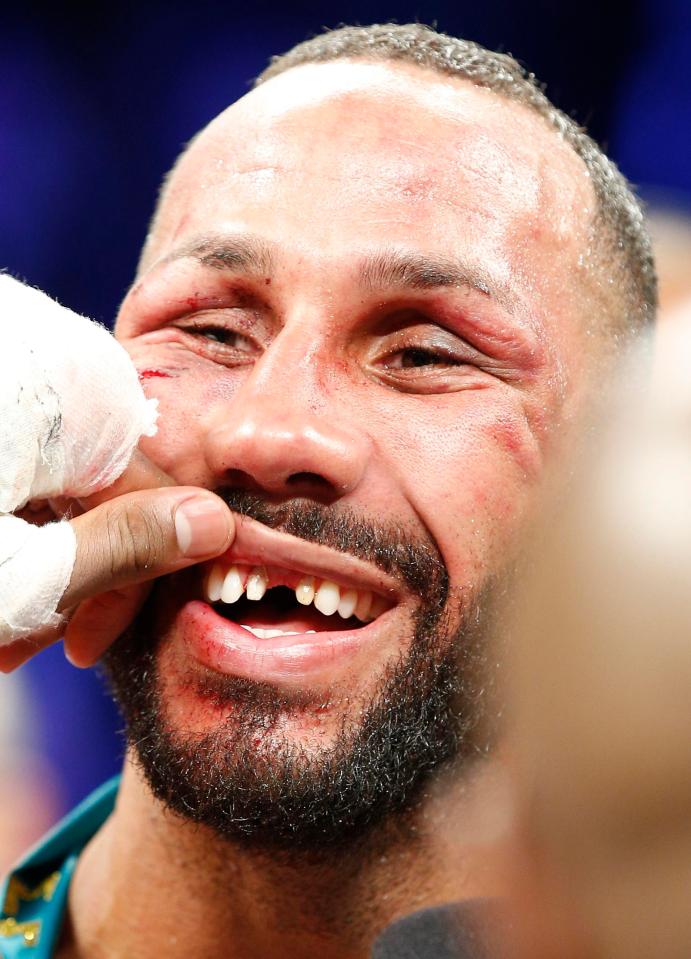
[257,23,657,337]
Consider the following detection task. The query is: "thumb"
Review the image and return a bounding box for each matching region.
[60,488,234,610]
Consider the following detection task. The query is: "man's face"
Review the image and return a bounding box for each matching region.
[110,61,595,845]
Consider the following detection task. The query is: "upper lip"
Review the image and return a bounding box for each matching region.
[212,514,405,602]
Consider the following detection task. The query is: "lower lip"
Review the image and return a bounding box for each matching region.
[177,600,383,687]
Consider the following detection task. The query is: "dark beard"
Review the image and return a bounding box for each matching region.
[102,491,492,853]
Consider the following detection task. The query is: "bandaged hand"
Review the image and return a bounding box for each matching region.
[0,276,234,672]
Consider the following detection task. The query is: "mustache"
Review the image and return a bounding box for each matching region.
[217,487,449,604]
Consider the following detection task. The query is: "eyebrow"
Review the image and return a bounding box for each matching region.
[161,233,275,275]
[357,249,514,309]
[161,233,514,311]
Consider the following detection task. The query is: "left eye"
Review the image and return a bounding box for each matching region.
[383,347,461,369]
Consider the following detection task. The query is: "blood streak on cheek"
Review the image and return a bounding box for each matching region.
[139,369,173,380]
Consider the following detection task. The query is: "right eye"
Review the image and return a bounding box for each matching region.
[187,325,256,353]
[173,314,263,366]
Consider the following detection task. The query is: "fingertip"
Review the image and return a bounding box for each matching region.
[63,643,90,669]
[64,625,114,669]
[63,626,101,668]
[174,493,235,559]
[217,496,236,550]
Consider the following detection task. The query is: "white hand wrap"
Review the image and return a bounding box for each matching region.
[0,274,158,645]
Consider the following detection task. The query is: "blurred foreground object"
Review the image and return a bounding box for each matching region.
[507,315,691,958]
[0,674,61,873]
[648,208,691,317]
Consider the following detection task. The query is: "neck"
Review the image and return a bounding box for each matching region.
[60,757,512,959]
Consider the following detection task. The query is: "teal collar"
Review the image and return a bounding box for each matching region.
[0,777,120,958]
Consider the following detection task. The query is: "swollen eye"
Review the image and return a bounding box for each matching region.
[400,349,440,367]
[390,348,460,369]
[201,328,254,352]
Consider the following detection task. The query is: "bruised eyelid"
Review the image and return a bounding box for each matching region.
[128,282,277,341]
[128,262,277,321]
[370,288,544,354]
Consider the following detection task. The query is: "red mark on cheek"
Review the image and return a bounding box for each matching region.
[489,414,542,480]
[139,368,173,380]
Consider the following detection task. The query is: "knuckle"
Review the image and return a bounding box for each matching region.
[107,503,166,577]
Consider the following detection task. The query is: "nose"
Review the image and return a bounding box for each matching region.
[205,336,370,501]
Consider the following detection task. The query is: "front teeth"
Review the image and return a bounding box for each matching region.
[296,576,315,605]
[314,581,340,616]
[221,566,244,604]
[246,567,268,601]
[207,565,225,603]
[205,563,387,624]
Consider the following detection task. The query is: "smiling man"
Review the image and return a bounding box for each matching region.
[0,23,655,959]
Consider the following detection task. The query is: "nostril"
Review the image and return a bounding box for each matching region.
[287,472,330,489]
[223,469,263,492]
[223,467,334,496]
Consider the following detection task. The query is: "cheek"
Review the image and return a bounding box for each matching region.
[123,330,255,485]
[138,404,206,485]
[136,371,246,486]
[384,395,544,579]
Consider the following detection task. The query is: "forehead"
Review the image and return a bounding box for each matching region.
[149,61,594,301]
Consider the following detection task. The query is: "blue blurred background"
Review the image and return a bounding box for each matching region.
[1,0,690,860]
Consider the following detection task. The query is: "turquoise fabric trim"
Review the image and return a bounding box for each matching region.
[0,777,120,958]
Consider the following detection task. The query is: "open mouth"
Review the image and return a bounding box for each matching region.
[203,562,393,640]
[173,517,407,684]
